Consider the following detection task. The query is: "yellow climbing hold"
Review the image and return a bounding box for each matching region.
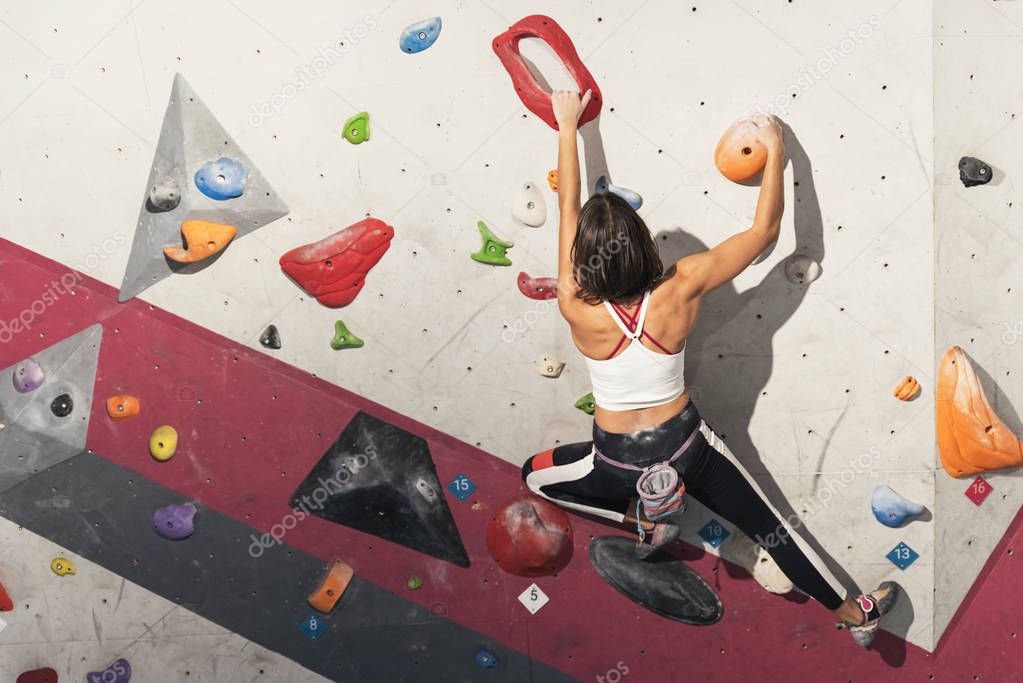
[51,557,76,576]
[150,425,179,462]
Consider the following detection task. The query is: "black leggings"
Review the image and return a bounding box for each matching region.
[521,402,847,610]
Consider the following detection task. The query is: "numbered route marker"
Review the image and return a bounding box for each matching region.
[448,472,477,502]
[518,582,549,614]
[699,519,730,549]
[965,476,993,506]
[300,613,325,641]
[886,541,919,570]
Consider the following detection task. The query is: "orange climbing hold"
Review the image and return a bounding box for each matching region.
[547,170,558,192]
[308,558,354,613]
[163,220,238,264]
[714,117,769,182]
[893,376,920,401]
[106,394,140,421]
[937,345,1023,478]
[0,578,12,611]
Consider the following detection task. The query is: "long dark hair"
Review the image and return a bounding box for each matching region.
[572,192,663,305]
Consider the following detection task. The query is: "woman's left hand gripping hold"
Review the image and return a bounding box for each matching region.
[551,89,593,132]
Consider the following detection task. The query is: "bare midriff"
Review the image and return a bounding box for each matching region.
[594,389,691,434]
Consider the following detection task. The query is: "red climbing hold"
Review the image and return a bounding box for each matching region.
[492,15,602,131]
[0,578,12,611]
[517,272,558,300]
[486,493,573,577]
[17,669,58,683]
[279,218,394,308]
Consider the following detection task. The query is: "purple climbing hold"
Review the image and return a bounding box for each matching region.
[86,658,132,683]
[12,359,45,393]
[153,503,197,540]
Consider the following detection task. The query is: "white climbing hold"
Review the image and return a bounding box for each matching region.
[536,356,565,378]
[784,255,822,285]
[512,181,547,227]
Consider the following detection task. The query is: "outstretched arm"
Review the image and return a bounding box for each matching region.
[552,89,593,308]
[677,115,787,299]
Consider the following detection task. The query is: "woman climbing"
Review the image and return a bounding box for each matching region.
[521,90,897,647]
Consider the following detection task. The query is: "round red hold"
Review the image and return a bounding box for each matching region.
[485,494,573,576]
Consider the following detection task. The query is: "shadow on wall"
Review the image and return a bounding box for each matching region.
[601,122,917,637]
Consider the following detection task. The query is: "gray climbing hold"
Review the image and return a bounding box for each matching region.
[259,325,281,350]
[959,156,992,187]
[784,255,822,285]
[119,74,289,303]
[0,325,101,495]
[595,175,643,210]
[148,176,182,212]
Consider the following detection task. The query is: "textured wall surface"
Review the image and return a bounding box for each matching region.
[6,0,1011,662]
[933,0,1023,647]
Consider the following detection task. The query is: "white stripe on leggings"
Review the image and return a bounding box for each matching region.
[524,448,627,524]
[698,421,848,602]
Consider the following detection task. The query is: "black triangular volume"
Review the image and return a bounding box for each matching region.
[290,411,470,567]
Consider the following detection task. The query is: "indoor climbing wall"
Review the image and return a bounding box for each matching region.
[932,0,1023,649]
[2,0,1022,681]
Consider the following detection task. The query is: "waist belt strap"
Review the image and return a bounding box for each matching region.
[593,423,700,472]
[593,424,701,523]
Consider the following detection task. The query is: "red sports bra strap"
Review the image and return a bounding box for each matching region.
[605,334,628,361]
[641,330,674,355]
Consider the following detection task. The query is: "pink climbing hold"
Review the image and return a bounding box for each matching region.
[485,493,573,577]
[517,272,558,300]
[279,218,394,308]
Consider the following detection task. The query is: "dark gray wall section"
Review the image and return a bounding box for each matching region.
[0,451,578,683]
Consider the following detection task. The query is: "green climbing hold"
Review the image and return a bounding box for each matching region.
[470,221,514,266]
[407,575,422,590]
[330,320,364,350]
[342,112,371,145]
[575,392,596,415]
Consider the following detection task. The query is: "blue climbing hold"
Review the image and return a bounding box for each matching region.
[475,649,499,669]
[400,17,442,54]
[194,157,248,200]
[871,484,925,528]
[595,175,643,210]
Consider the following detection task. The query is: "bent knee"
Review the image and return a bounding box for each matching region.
[521,448,556,486]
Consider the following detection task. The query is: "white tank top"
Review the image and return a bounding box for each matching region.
[583,290,686,411]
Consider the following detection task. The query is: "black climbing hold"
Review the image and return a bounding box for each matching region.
[288,411,470,567]
[959,156,992,187]
[50,394,73,418]
[259,325,281,349]
[589,535,722,625]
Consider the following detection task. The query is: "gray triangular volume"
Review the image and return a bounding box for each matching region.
[0,324,102,494]
[118,74,289,302]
